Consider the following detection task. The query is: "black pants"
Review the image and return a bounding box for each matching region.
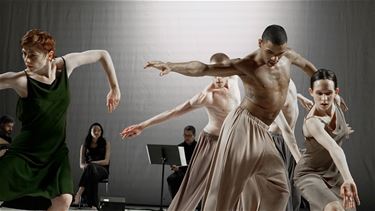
[167,170,185,199]
[78,163,108,208]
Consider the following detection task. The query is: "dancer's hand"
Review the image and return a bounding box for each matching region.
[297,93,313,111]
[340,179,360,209]
[106,87,121,113]
[121,124,144,139]
[335,95,349,112]
[346,124,354,136]
[144,61,171,76]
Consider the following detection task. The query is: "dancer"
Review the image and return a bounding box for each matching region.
[121,53,241,211]
[145,24,317,210]
[0,29,120,210]
[237,80,304,211]
[294,68,360,211]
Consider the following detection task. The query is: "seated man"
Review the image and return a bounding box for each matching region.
[0,115,14,156]
[167,125,197,199]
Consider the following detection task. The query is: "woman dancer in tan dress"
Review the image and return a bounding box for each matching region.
[294,68,360,211]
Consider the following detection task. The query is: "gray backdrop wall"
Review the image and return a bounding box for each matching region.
[0,0,374,210]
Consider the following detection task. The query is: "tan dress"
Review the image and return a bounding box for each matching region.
[294,105,355,211]
[202,103,289,211]
[168,131,219,211]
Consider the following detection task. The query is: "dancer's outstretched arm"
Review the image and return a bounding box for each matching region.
[273,111,301,162]
[121,87,209,139]
[57,50,121,113]
[144,57,248,77]
[305,117,360,208]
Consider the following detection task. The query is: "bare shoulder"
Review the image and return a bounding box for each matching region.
[0,70,27,85]
[284,48,299,60]
[240,53,256,65]
[306,114,331,132]
[1,70,26,78]
[53,57,65,73]
[54,53,80,76]
[284,49,312,66]
[303,116,323,137]
[0,70,28,96]
[305,116,324,127]
[233,54,258,74]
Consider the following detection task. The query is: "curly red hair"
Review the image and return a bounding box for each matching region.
[20,29,56,58]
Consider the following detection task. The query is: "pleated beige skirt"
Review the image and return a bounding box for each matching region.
[202,105,289,211]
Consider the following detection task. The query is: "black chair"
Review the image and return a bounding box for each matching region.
[99,177,109,195]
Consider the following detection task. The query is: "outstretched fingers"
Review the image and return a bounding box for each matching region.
[107,98,120,113]
[120,125,141,139]
[341,182,360,208]
[144,61,170,76]
[106,89,121,113]
[144,61,162,69]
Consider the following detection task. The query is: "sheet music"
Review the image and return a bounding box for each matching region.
[146,145,152,164]
[178,146,187,166]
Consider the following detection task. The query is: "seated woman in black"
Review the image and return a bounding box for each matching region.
[73,122,110,209]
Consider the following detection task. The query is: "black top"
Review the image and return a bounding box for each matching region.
[85,142,109,172]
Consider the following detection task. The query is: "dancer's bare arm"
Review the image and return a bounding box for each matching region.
[79,145,87,169]
[0,71,28,97]
[121,89,209,139]
[297,93,314,111]
[144,59,246,77]
[274,112,301,162]
[57,50,121,113]
[305,117,360,208]
[335,95,349,112]
[289,50,317,77]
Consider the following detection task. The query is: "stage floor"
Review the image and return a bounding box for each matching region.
[0,202,168,211]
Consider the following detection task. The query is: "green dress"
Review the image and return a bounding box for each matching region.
[0,58,73,200]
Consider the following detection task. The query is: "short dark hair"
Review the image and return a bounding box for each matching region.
[310,68,338,89]
[261,25,288,45]
[184,125,196,136]
[0,115,14,125]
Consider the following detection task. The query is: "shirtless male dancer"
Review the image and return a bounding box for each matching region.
[121,53,241,211]
[236,79,305,211]
[145,24,317,210]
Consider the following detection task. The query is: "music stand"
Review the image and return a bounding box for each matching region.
[146,144,187,211]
